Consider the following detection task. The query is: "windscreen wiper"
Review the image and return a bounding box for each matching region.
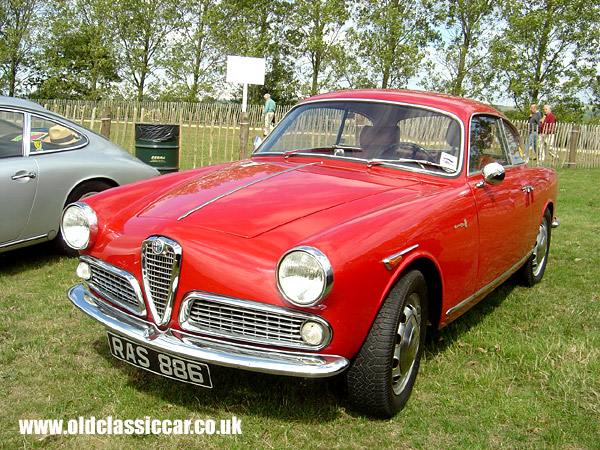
[367,158,456,173]
[283,145,363,159]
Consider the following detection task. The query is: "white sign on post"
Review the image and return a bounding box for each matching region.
[226,56,266,112]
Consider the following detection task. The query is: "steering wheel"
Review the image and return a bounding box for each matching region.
[381,142,436,162]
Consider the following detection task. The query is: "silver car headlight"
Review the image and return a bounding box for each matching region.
[61,202,98,250]
[277,246,333,307]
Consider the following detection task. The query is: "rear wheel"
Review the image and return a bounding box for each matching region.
[518,208,552,286]
[55,180,113,256]
[347,270,428,418]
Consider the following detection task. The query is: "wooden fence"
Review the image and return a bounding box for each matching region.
[37,99,600,170]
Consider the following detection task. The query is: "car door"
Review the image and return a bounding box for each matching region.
[467,114,533,291]
[0,110,39,245]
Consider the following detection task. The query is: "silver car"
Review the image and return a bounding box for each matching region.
[0,97,160,254]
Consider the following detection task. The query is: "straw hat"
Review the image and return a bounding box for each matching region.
[43,125,80,145]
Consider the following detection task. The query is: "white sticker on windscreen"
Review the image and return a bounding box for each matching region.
[440,152,458,172]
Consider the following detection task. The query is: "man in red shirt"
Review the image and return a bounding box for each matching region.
[540,105,557,160]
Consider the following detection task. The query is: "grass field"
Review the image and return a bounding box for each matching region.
[1,168,598,449]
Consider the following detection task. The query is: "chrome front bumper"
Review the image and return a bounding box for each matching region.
[68,284,349,378]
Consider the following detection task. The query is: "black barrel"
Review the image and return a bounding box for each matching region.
[135,124,180,174]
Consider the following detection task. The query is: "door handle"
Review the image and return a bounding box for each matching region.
[11,171,37,180]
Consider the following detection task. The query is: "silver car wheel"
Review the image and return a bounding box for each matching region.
[532,215,549,278]
[392,292,422,395]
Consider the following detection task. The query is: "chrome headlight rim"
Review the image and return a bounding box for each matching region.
[276,245,334,307]
[60,202,98,250]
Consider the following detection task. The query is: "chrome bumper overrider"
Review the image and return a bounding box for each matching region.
[68,284,349,378]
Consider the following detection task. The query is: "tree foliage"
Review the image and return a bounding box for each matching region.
[348,0,436,90]
[0,0,597,117]
[0,0,44,96]
[489,0,600,113]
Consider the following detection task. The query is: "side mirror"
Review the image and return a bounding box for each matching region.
[477,162,505,187]
[253,136,263,151]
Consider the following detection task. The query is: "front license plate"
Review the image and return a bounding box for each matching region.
[107,332,212,388]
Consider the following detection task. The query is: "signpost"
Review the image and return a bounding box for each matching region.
[227,56,266,158]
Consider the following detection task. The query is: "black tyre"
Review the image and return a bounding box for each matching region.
[55,180,113,256]
[518,208,552,286]
[347,270,428,418]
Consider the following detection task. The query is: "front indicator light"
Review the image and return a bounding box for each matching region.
[76,261,92,280]
[300,320,326,346]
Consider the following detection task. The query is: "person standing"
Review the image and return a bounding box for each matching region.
[540,105,556,160]
[262,93,276,136]
[528,104,542,159]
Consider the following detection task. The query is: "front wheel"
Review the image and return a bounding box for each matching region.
[347,270,428,418]
[518,208,552,286]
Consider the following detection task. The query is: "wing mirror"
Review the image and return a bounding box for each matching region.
[253,136,263,151]
[476,162,505,188]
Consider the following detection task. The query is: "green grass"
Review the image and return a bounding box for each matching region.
[1,168,599,449]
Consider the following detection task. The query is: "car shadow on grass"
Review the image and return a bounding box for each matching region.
[85,278,521,422]
[90,337,348,422]
[0,241,67,275]
[425,279,518,356]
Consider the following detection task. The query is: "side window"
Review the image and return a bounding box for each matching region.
[469,115,508,174]
[502,119,526,165]
[0,111,25,158]
[29,116,86,153]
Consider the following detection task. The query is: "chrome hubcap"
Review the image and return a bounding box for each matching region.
[392,293,421,395]
[532,218,549,277]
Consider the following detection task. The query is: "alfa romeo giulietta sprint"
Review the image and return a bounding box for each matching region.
[61,90,558,418]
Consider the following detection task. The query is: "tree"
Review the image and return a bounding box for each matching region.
[113,0,184,100]
[489,0,600,112]
[212,0,299,105]
[33,0,120,100]
[348,0,436,90]
[156,0,222,102]
[425,0,497,98]
[286,0,351,96]
[0,0,44,96]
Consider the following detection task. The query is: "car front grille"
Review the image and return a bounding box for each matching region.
[141,236,182,326]
[179,292,332,350]
[82,255,146,316]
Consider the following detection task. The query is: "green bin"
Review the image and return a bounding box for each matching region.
[135,124,180,174]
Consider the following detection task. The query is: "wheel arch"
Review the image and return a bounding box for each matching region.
[391,257,443,330]
[63,177,119,208]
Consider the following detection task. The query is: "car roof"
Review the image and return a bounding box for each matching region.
[0,96,49,114]
[302,89,504,120]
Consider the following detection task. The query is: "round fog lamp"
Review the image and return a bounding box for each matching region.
[76,261,92,280]
[300,321,325,346]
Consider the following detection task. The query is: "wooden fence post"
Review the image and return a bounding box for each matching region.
[239,111,249,160]
[567,125,579,168]
[100,106,112,139]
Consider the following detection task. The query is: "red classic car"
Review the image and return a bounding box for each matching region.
[61,90,558,418]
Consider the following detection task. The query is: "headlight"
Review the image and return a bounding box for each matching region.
[277,246,333,306]
[60,202,98,250]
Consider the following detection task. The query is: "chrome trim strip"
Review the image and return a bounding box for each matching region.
[68,284,349,377]
[22,112,31,156]
[179,291,333,351]
[177,162,319,220]
[0,233,48,249]
[382,244,419,270]
[445,250,532,317]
